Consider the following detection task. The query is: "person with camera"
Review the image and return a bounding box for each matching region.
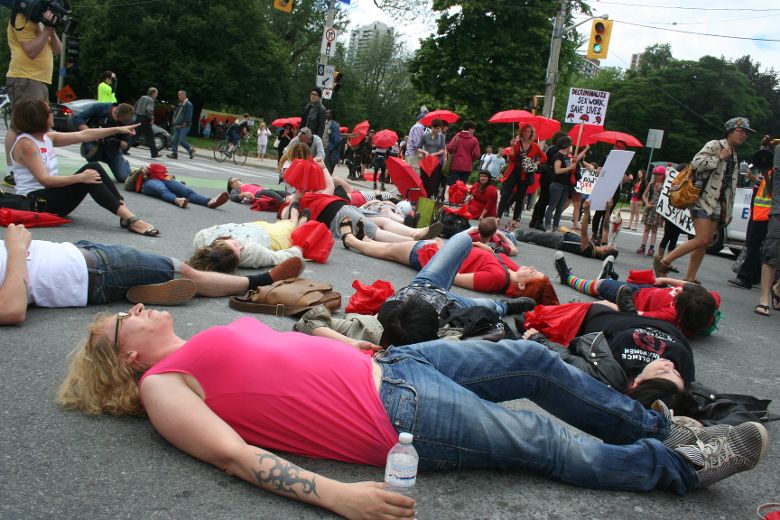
[72,102,135,182]
[4,5,62,187]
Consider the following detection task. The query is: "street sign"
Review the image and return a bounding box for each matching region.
[322,88,333,100]
[646,128,664,149]
[316,73,334,88]
[320,27,337,57]
[564,87,610,125]
[324,64,335,75]
[317,64,325,76]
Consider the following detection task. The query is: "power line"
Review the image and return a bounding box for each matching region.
[589,1,780,12]
[573,11,780,26]
[613,20,780,41]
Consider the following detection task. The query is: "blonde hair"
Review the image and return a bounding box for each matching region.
[276,142,312,172]
[57,313,146,416]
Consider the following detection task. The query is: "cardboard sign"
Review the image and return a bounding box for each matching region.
[564,88,610,126]
[588,150,634,210]
[575,168,598,195]
[655,167,695,234]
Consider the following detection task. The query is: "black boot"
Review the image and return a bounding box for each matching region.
[615,285,637,314]
[502,297,537,315]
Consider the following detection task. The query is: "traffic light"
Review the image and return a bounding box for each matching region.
[586,19,613,60]
[65,36,79,67]
[332,71,343,92]
[273,0,293,13]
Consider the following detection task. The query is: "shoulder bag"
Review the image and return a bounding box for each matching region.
[228,277,341,316]
[442,135,458,176]
[0,187,45,212]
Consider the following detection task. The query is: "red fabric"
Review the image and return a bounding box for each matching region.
[249,195,281,212]
[386,157,427,200]
[299,193,345,222]
[567,124,604,147]
[416,244,519,294]
[626,269,656,285]
[420,110,459,126]
[419,154,440,176]
[501,141,546,183]
[140,318,398,467]
[290,220,334,263]
[0,209,71,228]
[348,120,370,147]
[283,158,326,192]
[524,302,592,346]
[634,287,678,324]
[147,163,168,178]
[461,184,498,218]
[240,183,263,194]
[447,181,468,204]
[372,129,398,148]
[446,131,481,172]
[349,191,366,207]
[345,279,395,314]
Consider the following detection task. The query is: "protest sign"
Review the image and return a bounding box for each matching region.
[564,88,610,126]
[655,167,694,234]
[588,150,634,210]
[575,168,598,195]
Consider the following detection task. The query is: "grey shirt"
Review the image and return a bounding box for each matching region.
[285,135,325,160]
[420,132,445,163]
[134,95,155,119]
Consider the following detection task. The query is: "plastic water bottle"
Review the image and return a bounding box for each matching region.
[384,432,419,495]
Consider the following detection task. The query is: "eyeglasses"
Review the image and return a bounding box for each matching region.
[113,312,129,352]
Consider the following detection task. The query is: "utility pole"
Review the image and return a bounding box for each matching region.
[542,0,566,119]
[318,0,337,73]
[57,32,68,92]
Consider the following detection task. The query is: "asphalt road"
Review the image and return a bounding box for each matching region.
[1,134,778,519]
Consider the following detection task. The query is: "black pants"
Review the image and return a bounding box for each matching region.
[497,170,532,221]
[422,164,443,201]
[136,116,158,157]
[29,162,123,217]
[530,176,551,228]
[737,218,769,285]
[658,219,682,252]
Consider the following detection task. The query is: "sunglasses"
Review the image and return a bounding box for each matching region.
[113,311,129,352]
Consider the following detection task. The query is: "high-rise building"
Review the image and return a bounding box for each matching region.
[577,55,601,78]
[630,53,642,71]
[348,21,395,58]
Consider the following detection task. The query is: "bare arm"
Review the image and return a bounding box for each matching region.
[310,326,381,352]
[654,277,686,287]
[500,236,518,256]
[641,182,652,206]
[0,225,32,325]
[12,138,99,188]
[19,24,56,59]
[142,374,414,519]
[453,272,476,290]
[580,201,591,247]
[49,124,139,147]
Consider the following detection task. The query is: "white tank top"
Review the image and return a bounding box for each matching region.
[10,133,59,196]
[0,240,88,307]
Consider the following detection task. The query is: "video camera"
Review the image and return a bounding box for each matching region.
[1,0,78,34]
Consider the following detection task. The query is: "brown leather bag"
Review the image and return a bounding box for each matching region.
[228,278,341,316]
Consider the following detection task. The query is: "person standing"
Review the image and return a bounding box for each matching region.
[545,136,578,231]
[404,106,428,170]
[755,143,780,316]
[322,109,341,175]
[301,87,326,137]
[418,119,446,200]
[96,71,118,103]
[276,124,293,160]
[4,7,61,187]
[626,169,645,230]
[497,124,546,229]
[134,87,159,158]
[446,120,481,188]
[167,90,195,160]
[256,122,272,160]
[655,117,753,282]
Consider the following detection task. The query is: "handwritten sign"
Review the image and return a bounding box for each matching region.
[589,150,634,210]
[575,168,598,195]
[564,88,610,126]
[655,167,694,234]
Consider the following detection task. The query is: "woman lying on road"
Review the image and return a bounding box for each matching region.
[58,305,768,519]
[126,164,229,209]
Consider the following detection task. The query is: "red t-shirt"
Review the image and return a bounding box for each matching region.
[463,184,498,218]
[634,287,678,324]
[140,318,397,467]
[417,244,518,293]
[299,193,346,221]
[350,191,367,207]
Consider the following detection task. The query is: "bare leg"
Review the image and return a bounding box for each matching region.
[641,225,650,246]
[649,226,658,248]
[369,216,421,238]
[333,176,352,193]
[374,228,415,243]
[344,234,416,265]
[663,218,714,265]
[179,263,249,296]
[116,205,156,235]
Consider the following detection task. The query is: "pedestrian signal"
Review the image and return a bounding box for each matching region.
[66,37,79,66]
[586,19,613,60]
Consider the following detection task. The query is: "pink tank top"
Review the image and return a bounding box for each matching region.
[141,318,397,466]
[240,183,263,194]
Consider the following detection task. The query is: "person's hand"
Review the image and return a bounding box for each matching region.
[719,146,733,160]
[111,72,116,80]
[77,169,102,184]
[330,481,416,520]
[5,224,32,252]
[41,9,58,29]
[353,340,382,352]
[472,241,493,252]
[522,327,539,339]
[116,123,140,136]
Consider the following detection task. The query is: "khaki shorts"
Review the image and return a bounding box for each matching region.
[405,153,420,169]
[6,77,50,131]
[762,214,780,267]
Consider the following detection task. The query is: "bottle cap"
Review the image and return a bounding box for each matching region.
[399,432,414,444]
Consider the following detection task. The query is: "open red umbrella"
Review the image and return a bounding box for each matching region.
[419,154,441,177]
[348,120,370,147]
[420,110,459,126]
[488,110,537,124]
[283,158,326,192]
[533,116,561,141]
[567,124,604,147]
[589,130,644,148]
[386,157,427,199]
[0,208,71,228]
[372,129,398,148]
[339,126,349,133]
[271,117,302,128]
[288,117,301,127]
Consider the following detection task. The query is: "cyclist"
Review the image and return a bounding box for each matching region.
[225,114,250,155]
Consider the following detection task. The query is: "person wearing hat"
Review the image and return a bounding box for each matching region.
[654,117,754,282]
[301,87,326,137]
[636,166,667,257]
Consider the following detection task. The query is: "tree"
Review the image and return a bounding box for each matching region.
[732,55,780,135]
[637,43,673,76]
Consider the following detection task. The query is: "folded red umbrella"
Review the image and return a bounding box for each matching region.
[589,130,643,148]
[567,124,604,147]
[419,154,440,177]
[420,110,459,126]
[283,158,326,192]
[386,157,427,200]
[291,220,334,263]
[0,208,71,228]
[372,129,398,149]
[348,120,370,147]
[345,279,395,314]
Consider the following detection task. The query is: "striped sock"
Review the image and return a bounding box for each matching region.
[565,275,599,296]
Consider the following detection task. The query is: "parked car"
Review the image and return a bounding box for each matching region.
[706,178,752,256]
[51,99,171,151]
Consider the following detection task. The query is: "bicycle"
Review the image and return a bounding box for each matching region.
[213,138,248,166]
[0,86,11,129]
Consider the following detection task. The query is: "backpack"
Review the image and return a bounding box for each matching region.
[440,213,470,238]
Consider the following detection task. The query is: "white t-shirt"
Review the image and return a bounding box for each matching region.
[10,133,59,196]
[0,240,88,307]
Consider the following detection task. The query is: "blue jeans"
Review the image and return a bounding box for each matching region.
[97,148,131,183]
[411,230,507,315]
[545,182,570,229]
[377,339,697,493]
[141,179,210,206]
[596,280,654,302]
[74,241,174,304]
[171,126,192,155]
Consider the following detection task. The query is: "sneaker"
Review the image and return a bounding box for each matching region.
[166,153,178,159]
[597,255,616,281]
[501,297,537,315]
[3,173,15,187]
[674,421,768,488]
[653,401,723,449]
[126,279,198,305]
[207,191,230,209]
[188,148,196,159]
[635,244,646,255]
[269,256,305,283]
[646,246,655,257]
[552,251,570,285]
[728,277,752,290]
[615,285,637,313]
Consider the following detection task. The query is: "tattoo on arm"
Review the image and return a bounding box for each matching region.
[252,453,320,498]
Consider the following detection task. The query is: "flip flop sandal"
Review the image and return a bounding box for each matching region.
[355,219,366,241]
[754,304,770,317]
[339,217,354,249]
[123,215,160,237]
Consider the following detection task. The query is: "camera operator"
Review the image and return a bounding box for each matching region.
[4,6,62,187]
[72,103,135,182]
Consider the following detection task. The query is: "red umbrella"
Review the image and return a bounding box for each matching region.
[348,120,370,147]
[488,110,537,124]
[386,157,427,199]
[567,124,604,147]
[419,154,441,177]
[283,158,326,192]
[288,117,301,127]
[339,126,349,133]
[372,129,398,148]
[271,117,301,128]
[533,116,561,141]
[420,110,459,126]
[589,130,644,148]
[0,208,71,228]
